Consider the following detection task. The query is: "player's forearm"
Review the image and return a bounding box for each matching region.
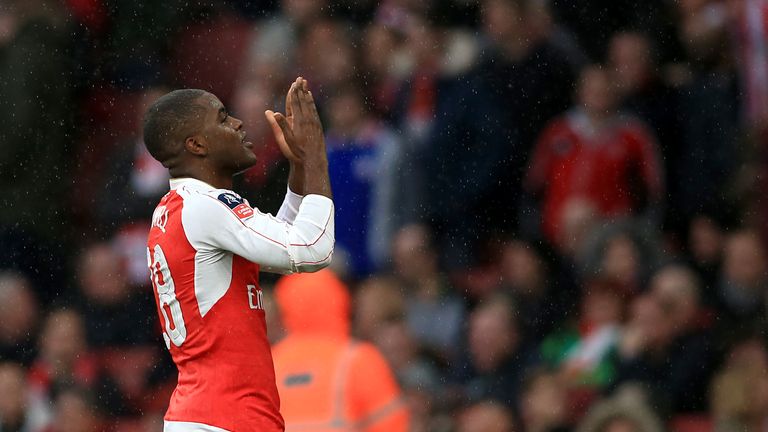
[287,195,335,272]
[287,161,305,195]
[301,155,332,199]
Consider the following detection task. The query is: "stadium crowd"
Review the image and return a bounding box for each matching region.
[1,0,768,430]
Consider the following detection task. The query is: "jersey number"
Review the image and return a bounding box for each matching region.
[148,244,187,349]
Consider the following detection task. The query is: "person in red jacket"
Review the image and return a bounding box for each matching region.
[272,269,409,432]
[526,65,664,248]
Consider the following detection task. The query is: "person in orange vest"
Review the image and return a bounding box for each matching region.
[272,269,410,432]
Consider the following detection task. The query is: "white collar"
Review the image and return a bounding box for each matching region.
[169,177,216,191]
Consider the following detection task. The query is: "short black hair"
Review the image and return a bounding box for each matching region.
[142,89,208,165]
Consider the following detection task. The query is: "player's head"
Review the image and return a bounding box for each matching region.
[143,89,256,175]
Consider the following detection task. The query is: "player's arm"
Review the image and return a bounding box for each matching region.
[183,191,334,274]
[265,77,332,200]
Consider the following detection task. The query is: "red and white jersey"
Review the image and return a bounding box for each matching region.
[147,178,334,432]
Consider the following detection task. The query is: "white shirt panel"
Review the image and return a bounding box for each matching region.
[164,420,230,432]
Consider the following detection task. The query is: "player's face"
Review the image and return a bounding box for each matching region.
[199,93,257,173]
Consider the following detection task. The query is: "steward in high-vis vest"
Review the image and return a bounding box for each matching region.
[273,269,409,432]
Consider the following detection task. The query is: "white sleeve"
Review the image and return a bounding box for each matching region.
[182,192,334,274]
[275,187,304,223]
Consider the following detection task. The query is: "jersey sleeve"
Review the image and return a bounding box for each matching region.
[276,187,304,223]
[182,190,334,274]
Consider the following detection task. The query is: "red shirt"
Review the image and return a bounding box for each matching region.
[147,178,334,431]
[526,110,663,244]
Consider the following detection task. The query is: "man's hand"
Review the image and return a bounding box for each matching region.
[265,77,331,199]
[266,79,300,163]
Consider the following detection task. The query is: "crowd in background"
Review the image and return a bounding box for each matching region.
[2,0,768,431]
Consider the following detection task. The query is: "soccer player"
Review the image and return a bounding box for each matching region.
[143,77,334,432]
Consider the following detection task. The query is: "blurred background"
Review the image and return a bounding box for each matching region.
[1,0,768,431]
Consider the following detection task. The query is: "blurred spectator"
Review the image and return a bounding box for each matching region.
[297,19,357,98]
[499,239,575,342]
[575,386,664,432]
[96,87,169,231]
[520,370,571,432]
[29,305,147,419]
[542,278,628,389]
[28,309,95,404]
[614,265,715,414]
[372,319,441,432]
[678,0,731,68]
[686,214,726,306]
[391,224,465,360]
[673,0,742,227]
[426,0,574,267]
[606,32,683,231]
[361,7,409,121]
[387,7,483,226]
[478,0,575,157]
[0,362,49,432]
[353,276,406,342]
[456,400,517,432]
[0,272,39,365]
[718,229,768,330]
[649,264,707,326]
[607,31,678,151]
[45,386,102,432]
[579,219,662,294]
[526,65,664,247]
[730,0,768,134]
[272,269,409,432]
[711,336,768,432]
[0,0,76,301]
[452,294,539,410]
[244,0,330,89]
[325,84,401,277]
[75,242,154,348]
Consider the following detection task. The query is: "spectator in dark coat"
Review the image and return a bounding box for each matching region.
[75,243,155,348]
[0,1,76,303]
[613,265,715,415]
[425,0,574,268]
[451,294,539,412]
[607,31,684,232]
[717,229,768,333]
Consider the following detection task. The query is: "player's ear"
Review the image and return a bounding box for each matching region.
[184,135,208,157]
